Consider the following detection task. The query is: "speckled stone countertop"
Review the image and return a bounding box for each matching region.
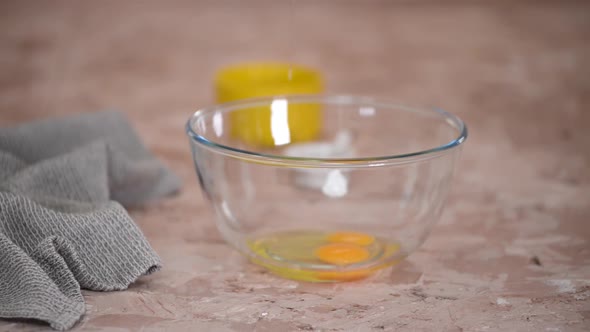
[1,1,589,331]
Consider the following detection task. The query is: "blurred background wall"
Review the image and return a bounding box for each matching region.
[0,0,588,189]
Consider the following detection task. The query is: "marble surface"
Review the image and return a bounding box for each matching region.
[1,0,589,331]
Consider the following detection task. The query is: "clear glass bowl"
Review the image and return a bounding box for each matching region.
[186,95,467,282]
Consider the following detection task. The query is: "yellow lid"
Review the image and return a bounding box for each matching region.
[215,62,324,147]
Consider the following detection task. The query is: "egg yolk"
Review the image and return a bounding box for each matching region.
[314,243,370,265]
[316,269,373,281]
[326,231,375,246]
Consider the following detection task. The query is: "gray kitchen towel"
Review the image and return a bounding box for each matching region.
[0,111,181,330]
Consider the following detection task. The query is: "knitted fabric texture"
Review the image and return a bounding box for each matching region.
[0,111,180,330]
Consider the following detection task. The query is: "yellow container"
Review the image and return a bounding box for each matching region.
[215,63,323,147]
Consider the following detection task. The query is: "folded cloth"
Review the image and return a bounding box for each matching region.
[0,111,181,330]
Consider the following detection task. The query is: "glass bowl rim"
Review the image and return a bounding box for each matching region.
[186,94,468,168]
